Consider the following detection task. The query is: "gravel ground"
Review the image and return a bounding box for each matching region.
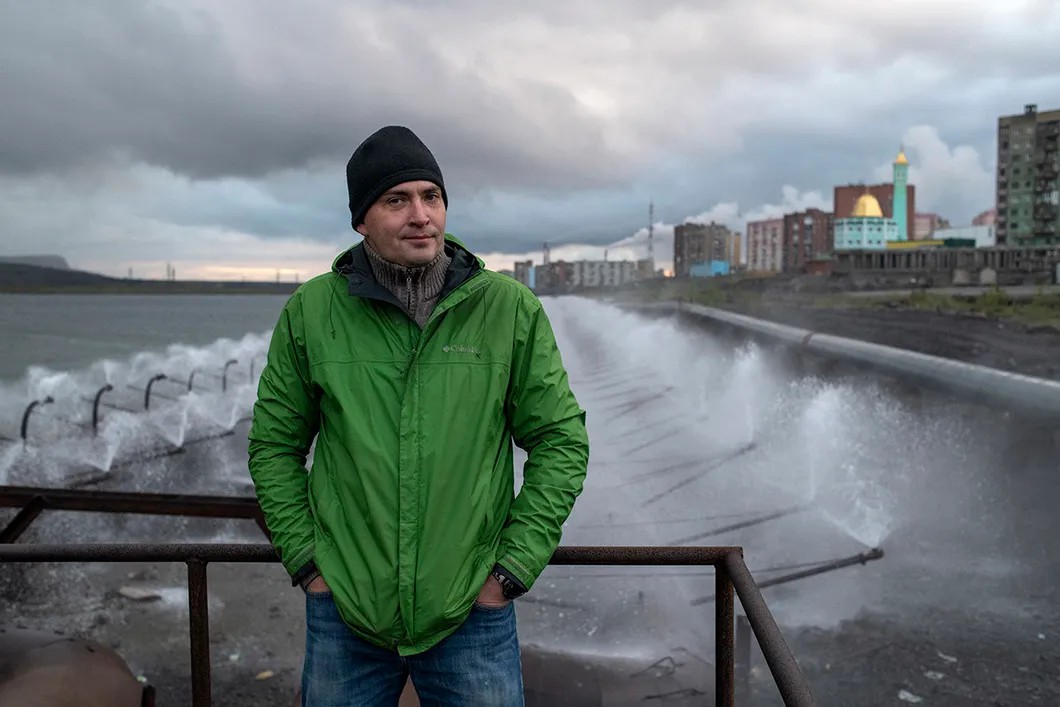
[782,609,1060,707]
[5,558,1058,706]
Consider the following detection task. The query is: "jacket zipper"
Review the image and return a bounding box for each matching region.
[404,272,417,376]
[406,273,413,320]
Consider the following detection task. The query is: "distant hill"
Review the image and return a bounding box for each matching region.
[0,262,113,288]
[0,255,71,270]
[0,262,298,295]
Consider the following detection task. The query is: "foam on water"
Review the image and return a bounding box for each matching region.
[0,331,271,484]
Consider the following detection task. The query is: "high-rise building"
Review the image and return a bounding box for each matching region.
[996,104,1060,246]
[729,230,742,269]
[746,217,784,272]
[673,222,733,277]
[513,260,533,288]
[534,260,572,293]
[568,259,644,288]
[782,208,833,271]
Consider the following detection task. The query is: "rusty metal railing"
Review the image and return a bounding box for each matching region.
[0,543,815,707]
[0,486,269,543]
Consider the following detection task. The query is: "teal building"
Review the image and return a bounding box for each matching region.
[834,150,911,250]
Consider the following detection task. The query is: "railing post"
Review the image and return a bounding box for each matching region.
[92,384,114,435]
[250,354,264,383]
[187,560,212,707]
[145,375,166,411]
[187,368,200,393]
[716,562,735,707]
[736,614,752,699]
[724,552,815,706]
[222,359,238,393]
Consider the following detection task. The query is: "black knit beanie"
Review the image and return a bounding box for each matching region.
[346,126,448,228]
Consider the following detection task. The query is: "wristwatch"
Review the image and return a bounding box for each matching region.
[491,565,527,600]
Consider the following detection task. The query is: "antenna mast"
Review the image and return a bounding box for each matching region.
[648,201,654,261]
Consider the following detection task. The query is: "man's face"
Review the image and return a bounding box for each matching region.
[356,180,446,267]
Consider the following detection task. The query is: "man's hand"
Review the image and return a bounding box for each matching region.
[475,574,510,607]
[305,575,331,594]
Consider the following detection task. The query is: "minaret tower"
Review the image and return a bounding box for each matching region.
[893,147,909,241]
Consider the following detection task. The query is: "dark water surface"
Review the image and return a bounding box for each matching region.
[0,294,288,381]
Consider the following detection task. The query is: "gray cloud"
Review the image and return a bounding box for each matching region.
[0,0,617,190]
[1,0,1058,274]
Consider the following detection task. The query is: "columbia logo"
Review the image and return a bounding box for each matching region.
[442,344,482,357]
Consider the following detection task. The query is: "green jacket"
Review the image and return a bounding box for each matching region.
[248,237,589,655]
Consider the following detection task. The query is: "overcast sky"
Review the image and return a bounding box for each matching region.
[2,0,1058,278]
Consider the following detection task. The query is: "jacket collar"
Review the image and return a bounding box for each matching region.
[333,235,483,305]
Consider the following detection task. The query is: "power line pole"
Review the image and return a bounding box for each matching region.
[648,201,654,262]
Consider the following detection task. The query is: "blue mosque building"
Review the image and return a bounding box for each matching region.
[834,150,910,250]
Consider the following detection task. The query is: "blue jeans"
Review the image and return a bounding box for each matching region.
[302,592,524,706]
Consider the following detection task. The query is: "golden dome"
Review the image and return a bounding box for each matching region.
[895,150,909,165]
[852,193,884,218]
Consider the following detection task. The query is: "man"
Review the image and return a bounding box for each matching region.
[248,125,589,706]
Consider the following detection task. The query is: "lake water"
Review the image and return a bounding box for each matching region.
[0,294,289,382]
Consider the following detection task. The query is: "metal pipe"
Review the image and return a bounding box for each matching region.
[0,486,265,522]
[0,543,817,705]
[754,548,884,592]
[715,565,735,707]
[222,359,238,393]
[724,552,816,706]
[0,543,279,563]
[20,396,54,443]
[92,384,114,435]
[93,400,137,414]
[144,374,166,411]
[187,561,212,707]
[550,545,740,565]
[690,548,885,606]
[0,543,746,566]
[0,495,46,543]
[648,302,1060,426]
